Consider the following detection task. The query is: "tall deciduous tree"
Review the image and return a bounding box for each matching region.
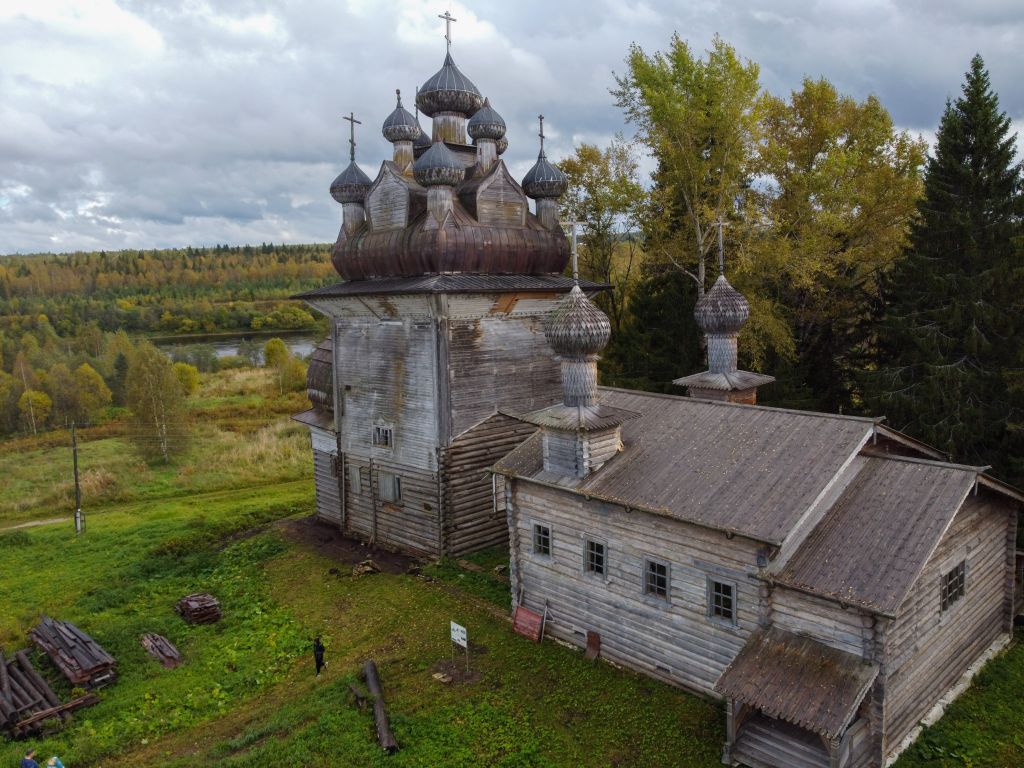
[559,138,645,335]
[74,363,113,422]
[865,55,1022,478]
[126,342,188,463]
[746,78,927,411]
[613,34,762,298]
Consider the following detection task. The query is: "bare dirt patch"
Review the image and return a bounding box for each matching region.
[280,515,418,574]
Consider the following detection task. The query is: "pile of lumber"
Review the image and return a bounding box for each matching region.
[141,634,182,669]
[29,617,117,688]
[0,648,97,738]
[175,593,221,624]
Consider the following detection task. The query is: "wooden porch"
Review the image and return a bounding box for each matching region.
[732,713,830,768]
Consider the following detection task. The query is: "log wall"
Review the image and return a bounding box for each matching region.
[771,588,869,658]
[881,492,1016,755]
[312,447,342,526]
[507,479,762,695]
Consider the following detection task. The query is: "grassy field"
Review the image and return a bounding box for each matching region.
[0,365,1021,767]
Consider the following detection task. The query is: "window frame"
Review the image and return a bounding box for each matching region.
[584,538,607,577]
[347,464,361,495]
[939,560,966,613]
[532,522,552,557]
[643,557,671,601]
[378,471,402,504]
[372,424,395,450]
[707,576,738,626]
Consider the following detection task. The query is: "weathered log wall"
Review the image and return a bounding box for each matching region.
[312,447,342,526]
[771,588,868,658]
[507,480,761,695]
[881,492,1015,754]
[443,414,536,556]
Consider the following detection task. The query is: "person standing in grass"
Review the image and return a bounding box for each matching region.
[19,749,39,768]
[313,636,326,676]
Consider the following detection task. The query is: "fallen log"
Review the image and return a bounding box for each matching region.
[0,649,11,701]
[361,660,399,754]
[14,693,99,730]
[15,651,61,711]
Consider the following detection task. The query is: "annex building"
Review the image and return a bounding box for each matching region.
[294,30,1024,768]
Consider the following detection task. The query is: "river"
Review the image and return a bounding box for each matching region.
[152,330,324,364]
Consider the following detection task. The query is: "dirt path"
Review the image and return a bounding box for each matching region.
[0,516,68,532]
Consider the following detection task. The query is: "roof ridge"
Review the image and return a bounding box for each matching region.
[598,385,881,424]
[860,449,988,474]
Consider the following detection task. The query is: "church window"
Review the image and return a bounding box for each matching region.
[644,558,670,599]
[348,464,361,495]
[708,578,736,624]
[533,523,551,556]
[379,472,402,503]
[373,425,394,449]
[585,539,606,576]
[940,560,966,612]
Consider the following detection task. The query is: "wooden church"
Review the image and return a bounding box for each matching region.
[294,25,1023,768]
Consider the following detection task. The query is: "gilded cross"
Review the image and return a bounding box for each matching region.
[439,10,457,51]
[343,111,362,162]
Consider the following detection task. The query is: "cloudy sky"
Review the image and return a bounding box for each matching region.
[2,0,1022,255]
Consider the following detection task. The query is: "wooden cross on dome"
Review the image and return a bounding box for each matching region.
[538,114,545,152]
[439,10,457,52]
[343,111,361,162]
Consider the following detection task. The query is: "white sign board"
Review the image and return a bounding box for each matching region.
[450,621,467,648]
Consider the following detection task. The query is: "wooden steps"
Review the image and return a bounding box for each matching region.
[733,715,829,768]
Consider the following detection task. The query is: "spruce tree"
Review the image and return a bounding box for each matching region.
[867,55,1022,479]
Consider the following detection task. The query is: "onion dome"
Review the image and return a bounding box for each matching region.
[522,150,568,199]
[330,161,371,204]
[544,285,611,357]
[413,141,465,187]
[467,98,505,141]
[496,136,508,155]
[694,274,750,334]
[417,52,485,117]
[382,90,420,143]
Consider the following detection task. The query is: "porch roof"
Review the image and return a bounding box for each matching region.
[715,626,878,741]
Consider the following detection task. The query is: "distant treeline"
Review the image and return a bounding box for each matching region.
[0,243,335,336]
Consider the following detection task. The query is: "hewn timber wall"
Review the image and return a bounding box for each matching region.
[771,587,869,658]
[443,414,536,556]
[313,448,341,525]
[445,295,564,438]
[881,492,1016,754]
[507,480,762,695]
[344,456,441,557]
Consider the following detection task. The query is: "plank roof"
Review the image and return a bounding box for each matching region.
[494,387,876,544]
[715,626,878,740]
[774,456,979,615]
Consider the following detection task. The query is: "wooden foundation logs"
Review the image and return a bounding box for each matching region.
[141,634,183,669]
[29,616,117,688]
[361,660,399,754]
[0,646,98,738]
[175,593,222,624]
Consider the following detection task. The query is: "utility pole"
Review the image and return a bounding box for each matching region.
[72,422,84,535]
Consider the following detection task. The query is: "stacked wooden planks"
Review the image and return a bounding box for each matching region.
[29,616,117,688]
[0,648,97,738]
[175,593,221,624]
[140,634,182,669]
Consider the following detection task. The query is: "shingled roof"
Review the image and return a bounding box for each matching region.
[774,455,980,615]
[494,387,877,544]
[715,626,878,740]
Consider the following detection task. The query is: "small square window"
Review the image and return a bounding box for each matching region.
[709,578,735,624]
[585,540,606,576]
[940,561,966,612]
[533,524,551,556]
[645,559,669,599]
[373,425,394,449]
[379,472,402,503]
[348,464,361,495]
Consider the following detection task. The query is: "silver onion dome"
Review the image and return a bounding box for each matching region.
[544,285,611,358]
[694,274,750,335]
[414,123,432,149]
[382,91,420,143]
[522,149,568,199]
[496,136,508,155]
[330,160,372,204]
[412,141,465,187]
[467,98,505,141]
[416,52,485,118]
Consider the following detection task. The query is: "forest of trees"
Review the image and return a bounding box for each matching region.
[0,242,332,337]
[565,42,1023,487]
